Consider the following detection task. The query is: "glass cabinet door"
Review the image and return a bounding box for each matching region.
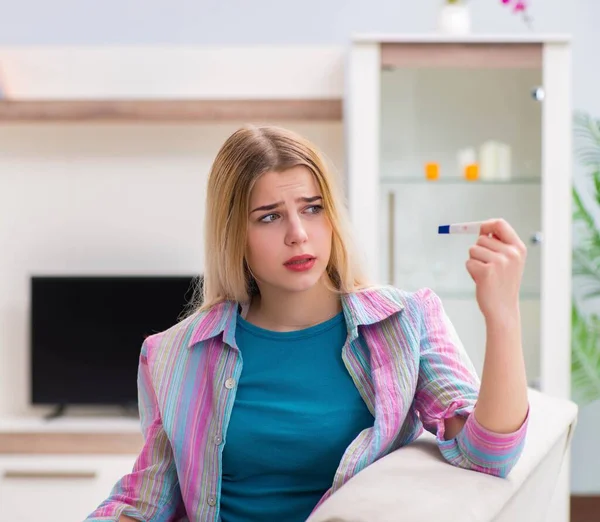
[378,63,543,386]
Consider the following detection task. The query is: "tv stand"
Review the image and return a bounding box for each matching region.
[44,403,139,420]
[121,402,139,418]
[0,414,144,522]
[45,404,67,420]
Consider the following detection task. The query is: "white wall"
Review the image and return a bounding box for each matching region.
[0,122,344,416]
[0,0,551,45]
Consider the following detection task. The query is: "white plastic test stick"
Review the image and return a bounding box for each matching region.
[438,221,484,235]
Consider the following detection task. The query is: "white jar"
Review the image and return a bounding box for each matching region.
[437,2,471,35]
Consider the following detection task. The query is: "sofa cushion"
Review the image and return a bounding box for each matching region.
[306,389,578,522]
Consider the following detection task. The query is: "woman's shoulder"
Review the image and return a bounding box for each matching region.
[344,285,442,333]
[142,301,232,360]
[353,284,440,311]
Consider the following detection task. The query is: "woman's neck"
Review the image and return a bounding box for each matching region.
[244,279,342,332]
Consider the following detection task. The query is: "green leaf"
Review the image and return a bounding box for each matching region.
[574,111,600,168]
[573,186,595,229]
[572,249,600,300]
[571,304,600,405]
[572,111,600,405]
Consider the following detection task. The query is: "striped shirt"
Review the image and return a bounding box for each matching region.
[85,286,528,522]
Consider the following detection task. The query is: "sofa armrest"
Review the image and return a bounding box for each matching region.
[307,389,578,522]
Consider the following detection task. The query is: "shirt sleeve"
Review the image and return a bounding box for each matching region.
[412,288,528,478]
[84,339,185,522]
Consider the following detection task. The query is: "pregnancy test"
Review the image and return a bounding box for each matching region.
[438,221,483,234]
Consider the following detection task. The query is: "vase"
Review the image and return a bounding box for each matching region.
[437,3,471,35]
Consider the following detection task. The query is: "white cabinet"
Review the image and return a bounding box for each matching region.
[345,34,572,401]
[0,417,143,522]
[345,34,573,522]
[0,454,137,522]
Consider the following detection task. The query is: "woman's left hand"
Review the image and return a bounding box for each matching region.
[466,219,527,321]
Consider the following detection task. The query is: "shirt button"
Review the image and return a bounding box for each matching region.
[224,377,236,389]
[213,435,222,445]
[207,496,216,506]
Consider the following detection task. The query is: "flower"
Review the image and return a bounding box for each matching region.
[444,0,533,27]
[501,0,533,27]
[502,0,528,12]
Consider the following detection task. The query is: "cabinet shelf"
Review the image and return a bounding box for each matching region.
[0,432,143,455]
[433,290,541,301]
[0,99,343,123]
[380,177,541,185]
[380,42,543,70]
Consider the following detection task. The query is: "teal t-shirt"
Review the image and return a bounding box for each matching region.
[219,311,374,522]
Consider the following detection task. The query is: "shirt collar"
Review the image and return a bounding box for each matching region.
[340,286,405,342]
[186,286,404,349]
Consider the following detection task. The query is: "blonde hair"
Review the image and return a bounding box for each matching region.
[195,125,370,312]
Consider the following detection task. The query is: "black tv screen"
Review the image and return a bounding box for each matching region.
[30,275,199,407]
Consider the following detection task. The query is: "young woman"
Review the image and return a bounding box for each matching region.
[86,125,529,522]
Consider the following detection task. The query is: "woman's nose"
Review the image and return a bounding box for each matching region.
[285,217,308,246]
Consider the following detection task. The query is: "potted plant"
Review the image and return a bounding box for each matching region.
[572,110,600,405]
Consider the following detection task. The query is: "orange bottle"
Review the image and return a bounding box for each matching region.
[464,163,479,181]
[425,162,440,181]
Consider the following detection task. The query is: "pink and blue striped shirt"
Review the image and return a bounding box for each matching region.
[86,286,528,522]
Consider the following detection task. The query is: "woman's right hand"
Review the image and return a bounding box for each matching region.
[118,516,141,522]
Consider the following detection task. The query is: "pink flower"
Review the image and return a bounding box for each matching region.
[501,0,528,12]
[500,0,532,27]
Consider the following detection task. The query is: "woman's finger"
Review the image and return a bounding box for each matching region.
[479,219,522,247]
[469,244,496,263]
[466,258,486,281]
[476,233,513,254]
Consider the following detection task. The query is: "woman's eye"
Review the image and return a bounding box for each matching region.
[259,213,278,223]
[259,206,322,223]
[306,205,324,215]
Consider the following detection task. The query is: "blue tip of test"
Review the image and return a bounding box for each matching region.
[438,225,450,234]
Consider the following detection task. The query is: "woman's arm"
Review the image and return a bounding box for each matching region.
[473,312,528,431]
[443,312,528,440]
[413,219,529,477]
[413,290,528,478]
[466,219,529,434]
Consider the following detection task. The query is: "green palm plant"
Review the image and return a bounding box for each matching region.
[571,304,600,404]
[572,110,600,405]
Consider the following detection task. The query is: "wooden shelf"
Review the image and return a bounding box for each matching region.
[0,431,143,455]
[0,416,143,455]
[0,99,343,123]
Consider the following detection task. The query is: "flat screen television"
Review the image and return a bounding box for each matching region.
[30,275,200,413]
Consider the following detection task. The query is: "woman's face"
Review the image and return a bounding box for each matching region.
[245,166,333,295]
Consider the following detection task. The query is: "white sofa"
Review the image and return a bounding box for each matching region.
[307,389,578,522]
